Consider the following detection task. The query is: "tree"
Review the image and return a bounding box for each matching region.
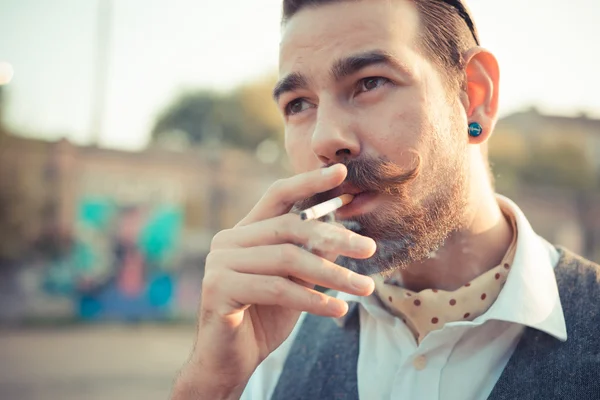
[151,75,284,151]
[0,87,49,265]
[490,129,598,193]
[521,140,596,191]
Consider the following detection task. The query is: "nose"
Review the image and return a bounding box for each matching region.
[311,106,361,165]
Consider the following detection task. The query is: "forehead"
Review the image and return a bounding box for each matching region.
[279,0,421,75]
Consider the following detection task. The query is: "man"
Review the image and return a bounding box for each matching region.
[172,1,600,399]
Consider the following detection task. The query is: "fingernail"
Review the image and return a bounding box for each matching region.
[350,235,376,252]
[329,299,348,315]
[321,164,340,176]
[350,273,373,291]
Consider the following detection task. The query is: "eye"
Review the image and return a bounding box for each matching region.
[357,77,391,93]
[285,98,312,116]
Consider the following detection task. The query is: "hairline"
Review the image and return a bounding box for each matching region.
[280,0,467,94]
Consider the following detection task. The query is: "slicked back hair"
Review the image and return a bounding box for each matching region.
[281,0,480,93]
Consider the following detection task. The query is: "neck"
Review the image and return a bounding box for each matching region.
[398,152,513,292]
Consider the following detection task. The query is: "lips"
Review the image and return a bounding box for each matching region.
[319,182,380,219]
[327,182,365,200]
[335,190,380,219]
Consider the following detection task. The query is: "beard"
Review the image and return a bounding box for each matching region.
[293,150,468,276]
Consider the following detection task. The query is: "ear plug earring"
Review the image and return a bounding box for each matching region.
[468,122,483,137]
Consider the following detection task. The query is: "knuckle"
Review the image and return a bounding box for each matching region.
[308,223,340,250]
[267,179,295,209]
[307,291,328,311]
[280,213,301,238]
[279,243,300,265]
[320,262,342,286]
[269,277,289,298]
[210,229,232,250]
[204,250,232,276]
[267,179,286,197]
[269,214,295,241]
[318,231,338,249]
[201,270,221,300]
[281,212,299,227]
[204,250,221,269]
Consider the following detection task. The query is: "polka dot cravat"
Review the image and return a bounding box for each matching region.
[373,209,518,343]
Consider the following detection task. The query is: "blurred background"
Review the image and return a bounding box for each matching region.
[0,0,599,399]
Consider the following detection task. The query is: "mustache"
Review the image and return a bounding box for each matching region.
[295,153,421,211]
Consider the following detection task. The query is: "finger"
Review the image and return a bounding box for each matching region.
[236,163,347,227]
[209,245,375,297]
[312,221,349,262]
[289,276,314,289]
[309,247,338,263]
[212,213,376,260]
[220,272,348,318]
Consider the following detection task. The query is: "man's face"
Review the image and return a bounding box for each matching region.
[277,0,471,275]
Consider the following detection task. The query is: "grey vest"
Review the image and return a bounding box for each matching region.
[272,248,600,399]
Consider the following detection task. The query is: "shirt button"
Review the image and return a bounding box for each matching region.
[413,355,427,371]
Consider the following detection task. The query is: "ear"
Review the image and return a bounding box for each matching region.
[459,48,500,145]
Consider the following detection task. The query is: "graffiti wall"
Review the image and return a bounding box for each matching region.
[43,198,183,320]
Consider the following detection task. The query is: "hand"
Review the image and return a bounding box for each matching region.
[172,164,376,400]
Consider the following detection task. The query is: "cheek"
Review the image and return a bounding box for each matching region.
[360,94,429,160]
[285,128,315,173]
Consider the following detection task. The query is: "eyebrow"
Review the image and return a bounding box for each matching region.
[273,72,309,102]
[330,50,407,81]
[273,49,408,102]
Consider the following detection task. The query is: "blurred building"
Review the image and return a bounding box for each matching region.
[0,135,288,322]
[491,108,600,261]
[496,107,600,172]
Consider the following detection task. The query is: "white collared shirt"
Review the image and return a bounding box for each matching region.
[241,196,567,399]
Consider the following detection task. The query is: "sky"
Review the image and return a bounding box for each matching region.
[1,0,599,150]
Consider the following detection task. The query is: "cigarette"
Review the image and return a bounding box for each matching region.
[300,194,354,221]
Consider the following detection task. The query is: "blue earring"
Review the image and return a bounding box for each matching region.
[468,122,483,137]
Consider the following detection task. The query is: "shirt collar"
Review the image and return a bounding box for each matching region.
[481,195,566,341]
[337,195,567,342]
